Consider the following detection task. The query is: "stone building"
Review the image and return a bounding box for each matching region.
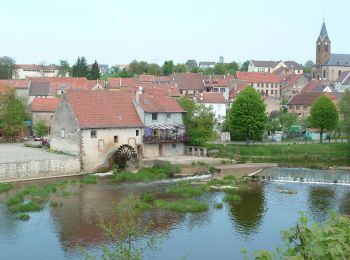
[31,97,61,126]
[50,91,143,171]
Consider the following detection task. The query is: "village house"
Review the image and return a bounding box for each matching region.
[50,91,143,171]
[194,92,227,122]
[203,75,233,100]
[133,87,187,157]
[199,61,216,70]
[235,71,281,97]
[14,64,61,79]
[172,73,204,96]
[31,97,61,127]
[248,60,280,73]
[0,79,30,101]
[334,71,350,92]
[273,61,304,74]
[280,74,309,101]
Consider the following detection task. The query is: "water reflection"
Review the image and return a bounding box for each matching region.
[307,186,335,221]
[339,192,350,216]
[228,183,265,237]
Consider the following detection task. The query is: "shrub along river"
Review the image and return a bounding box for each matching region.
[0,168,350,260]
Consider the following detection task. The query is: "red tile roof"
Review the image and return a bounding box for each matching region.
[195,92,226,103]
[281,74,304,90]
[31,97,61,112]
[301,80,324,93]
[172,73,204,91]
[138,93,185,113]
[17,64,59,70]
[0,79,30,89]
[229,83,249,99]
[203,75,234,87]
[66,91,143,128]
[236,72,280,83]
[108,78,137,89]
[139,75,154,82]
[288,92,336,106]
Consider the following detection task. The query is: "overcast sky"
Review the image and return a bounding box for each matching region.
[1,0,349,66]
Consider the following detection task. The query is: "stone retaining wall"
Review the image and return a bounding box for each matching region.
[0,157,81,183]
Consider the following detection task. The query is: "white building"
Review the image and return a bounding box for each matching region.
[14,64,60,79]
[194,92,227,122]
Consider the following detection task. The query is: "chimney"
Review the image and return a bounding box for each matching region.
[136,86,143,104]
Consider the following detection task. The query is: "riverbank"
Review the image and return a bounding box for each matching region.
[207,143,350,169]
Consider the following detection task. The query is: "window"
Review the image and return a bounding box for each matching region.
[114,136,118,143]
[296,106,300,110]
[323,70,326,79]
[166,113,171,119]
[136,130,139,136]
[61,129,65,138]
[91,130,97,138]
[152,113,158,121]
[270,90,273,95]
[220,88,225,93]
[289,105,294,109]
[303,106,307,111]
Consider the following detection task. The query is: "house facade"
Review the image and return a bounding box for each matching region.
[280,74,309,101]
[335,71,350,92]
[31,97,61,126]
[14,64,60,79]
[248,60,280,73]
[194,92,226,121]
[133,88,187,157]
[50,91,143,171]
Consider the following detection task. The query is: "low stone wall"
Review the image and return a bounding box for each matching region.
[0,157,81,183]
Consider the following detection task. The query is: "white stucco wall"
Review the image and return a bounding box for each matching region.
[143,143,185,158]
[81,128,142,171]
[202,103,226,120]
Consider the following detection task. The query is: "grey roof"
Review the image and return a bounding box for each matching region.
[29,82,50,96]
[313,85,335,92]
[335,71,350,83]
[251,60,280,68]
[323,53,350,66]
[284,61,303,70]
[319,22,328,41]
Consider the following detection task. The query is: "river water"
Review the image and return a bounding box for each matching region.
[1,168,350,260]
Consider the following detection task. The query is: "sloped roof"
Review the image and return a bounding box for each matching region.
[288,92,336,106]
[284,61,303,70]
[281,74,305,89]
[172,73,204,91]
[195,92,226,103]
[29,82,51,96]
[0,79,30,89]
[17,64,59,70]
[301,80,324,93]
[66,91,143,128]
[108,78,137,89]
[203,75,234,87]
[335,71,350,83]
[138,93,185,113]
[324,54,350,66]
[31,97,61,112]
[319,21,328,41]
[251,60,280,68]
[236,72,280,83]
[229,82,249,99]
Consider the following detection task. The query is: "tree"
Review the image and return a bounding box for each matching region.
[82,195,159,260]
[225,87,267,144]
[71,56,89,77]
[0,56,16,79]
[303,60,315,74]
[173,63,187,73]
[88,60,101,80]
[177,97,215,146]
[213,63,226,75]
[219,56,224,63]
[162,60,174,76]
[185,59,197,69]
[33,119,48,137]
[339,90,350,138]
[309,95,338,143]
[240,60,250,72]
[58,60,70,77]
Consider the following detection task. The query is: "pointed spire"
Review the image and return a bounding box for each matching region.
[319,21,328,40]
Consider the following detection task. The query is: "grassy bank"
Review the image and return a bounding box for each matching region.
[208,143,350,168]
[0,183,14,193]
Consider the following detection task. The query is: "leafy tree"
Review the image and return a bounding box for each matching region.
[214,63,226,75]
[88,60,101,80]
[218,56,224,63]
[185,59,197,69]
[0,56,16,79]
[58,60,70,77]
[339,90,350,138]
[71,56,89,77]
[33,119,48,137]
[278,111,298,131]
[82,195,159,260]
[0,89,28,140]
[162,60,174,76]
[303,60,314,74]
[240,60,250,72]
[177,97,215,146]
[225,87,267,144]
[173,63,187,73]
[309,95,338,143]
[145,63,161,75]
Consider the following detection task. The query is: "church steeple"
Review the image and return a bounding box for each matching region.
[319,21,328,41]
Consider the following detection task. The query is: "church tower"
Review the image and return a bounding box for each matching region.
[315,22,331,77]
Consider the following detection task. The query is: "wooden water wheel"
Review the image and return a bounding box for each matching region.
[114,144,137,169]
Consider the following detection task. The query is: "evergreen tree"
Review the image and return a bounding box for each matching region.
[88,60,101,80]
[71,56,89,77]
[58,60,70,77]
[225,87,267,144]
[309,95,339,143]
[0,56,16,79]
[162,60,174,76]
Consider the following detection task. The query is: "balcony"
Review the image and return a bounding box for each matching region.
[143,135,190,144]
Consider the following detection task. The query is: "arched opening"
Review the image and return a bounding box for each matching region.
[109,144,137,170]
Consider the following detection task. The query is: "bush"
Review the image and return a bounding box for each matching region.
[140,193,155,203]
[15,214,30,221]
[223,194,241,203]
[112,164,120,174]
[82,175,97,184]
[208,165,215,174]
[153,162,181,178]
[0,183,14,193]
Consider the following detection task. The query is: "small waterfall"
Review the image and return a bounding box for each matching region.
[258,168,350,185]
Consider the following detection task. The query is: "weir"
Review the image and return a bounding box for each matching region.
[257,167,350,185]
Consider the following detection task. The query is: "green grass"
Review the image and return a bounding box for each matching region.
[0,183,14,193]
[223,194,241,203]
[8,201,44,213]
[81,175,97,184]
[140,193,155,203]
[155,199,208,212]
[207,176,238,186]
[166,183,210,196]
[15,214,30,221]
[61,191,71,197]
[214,202,223,209]
[208,143,350,168]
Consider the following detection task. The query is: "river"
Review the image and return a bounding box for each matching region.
[0,168,350,260]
